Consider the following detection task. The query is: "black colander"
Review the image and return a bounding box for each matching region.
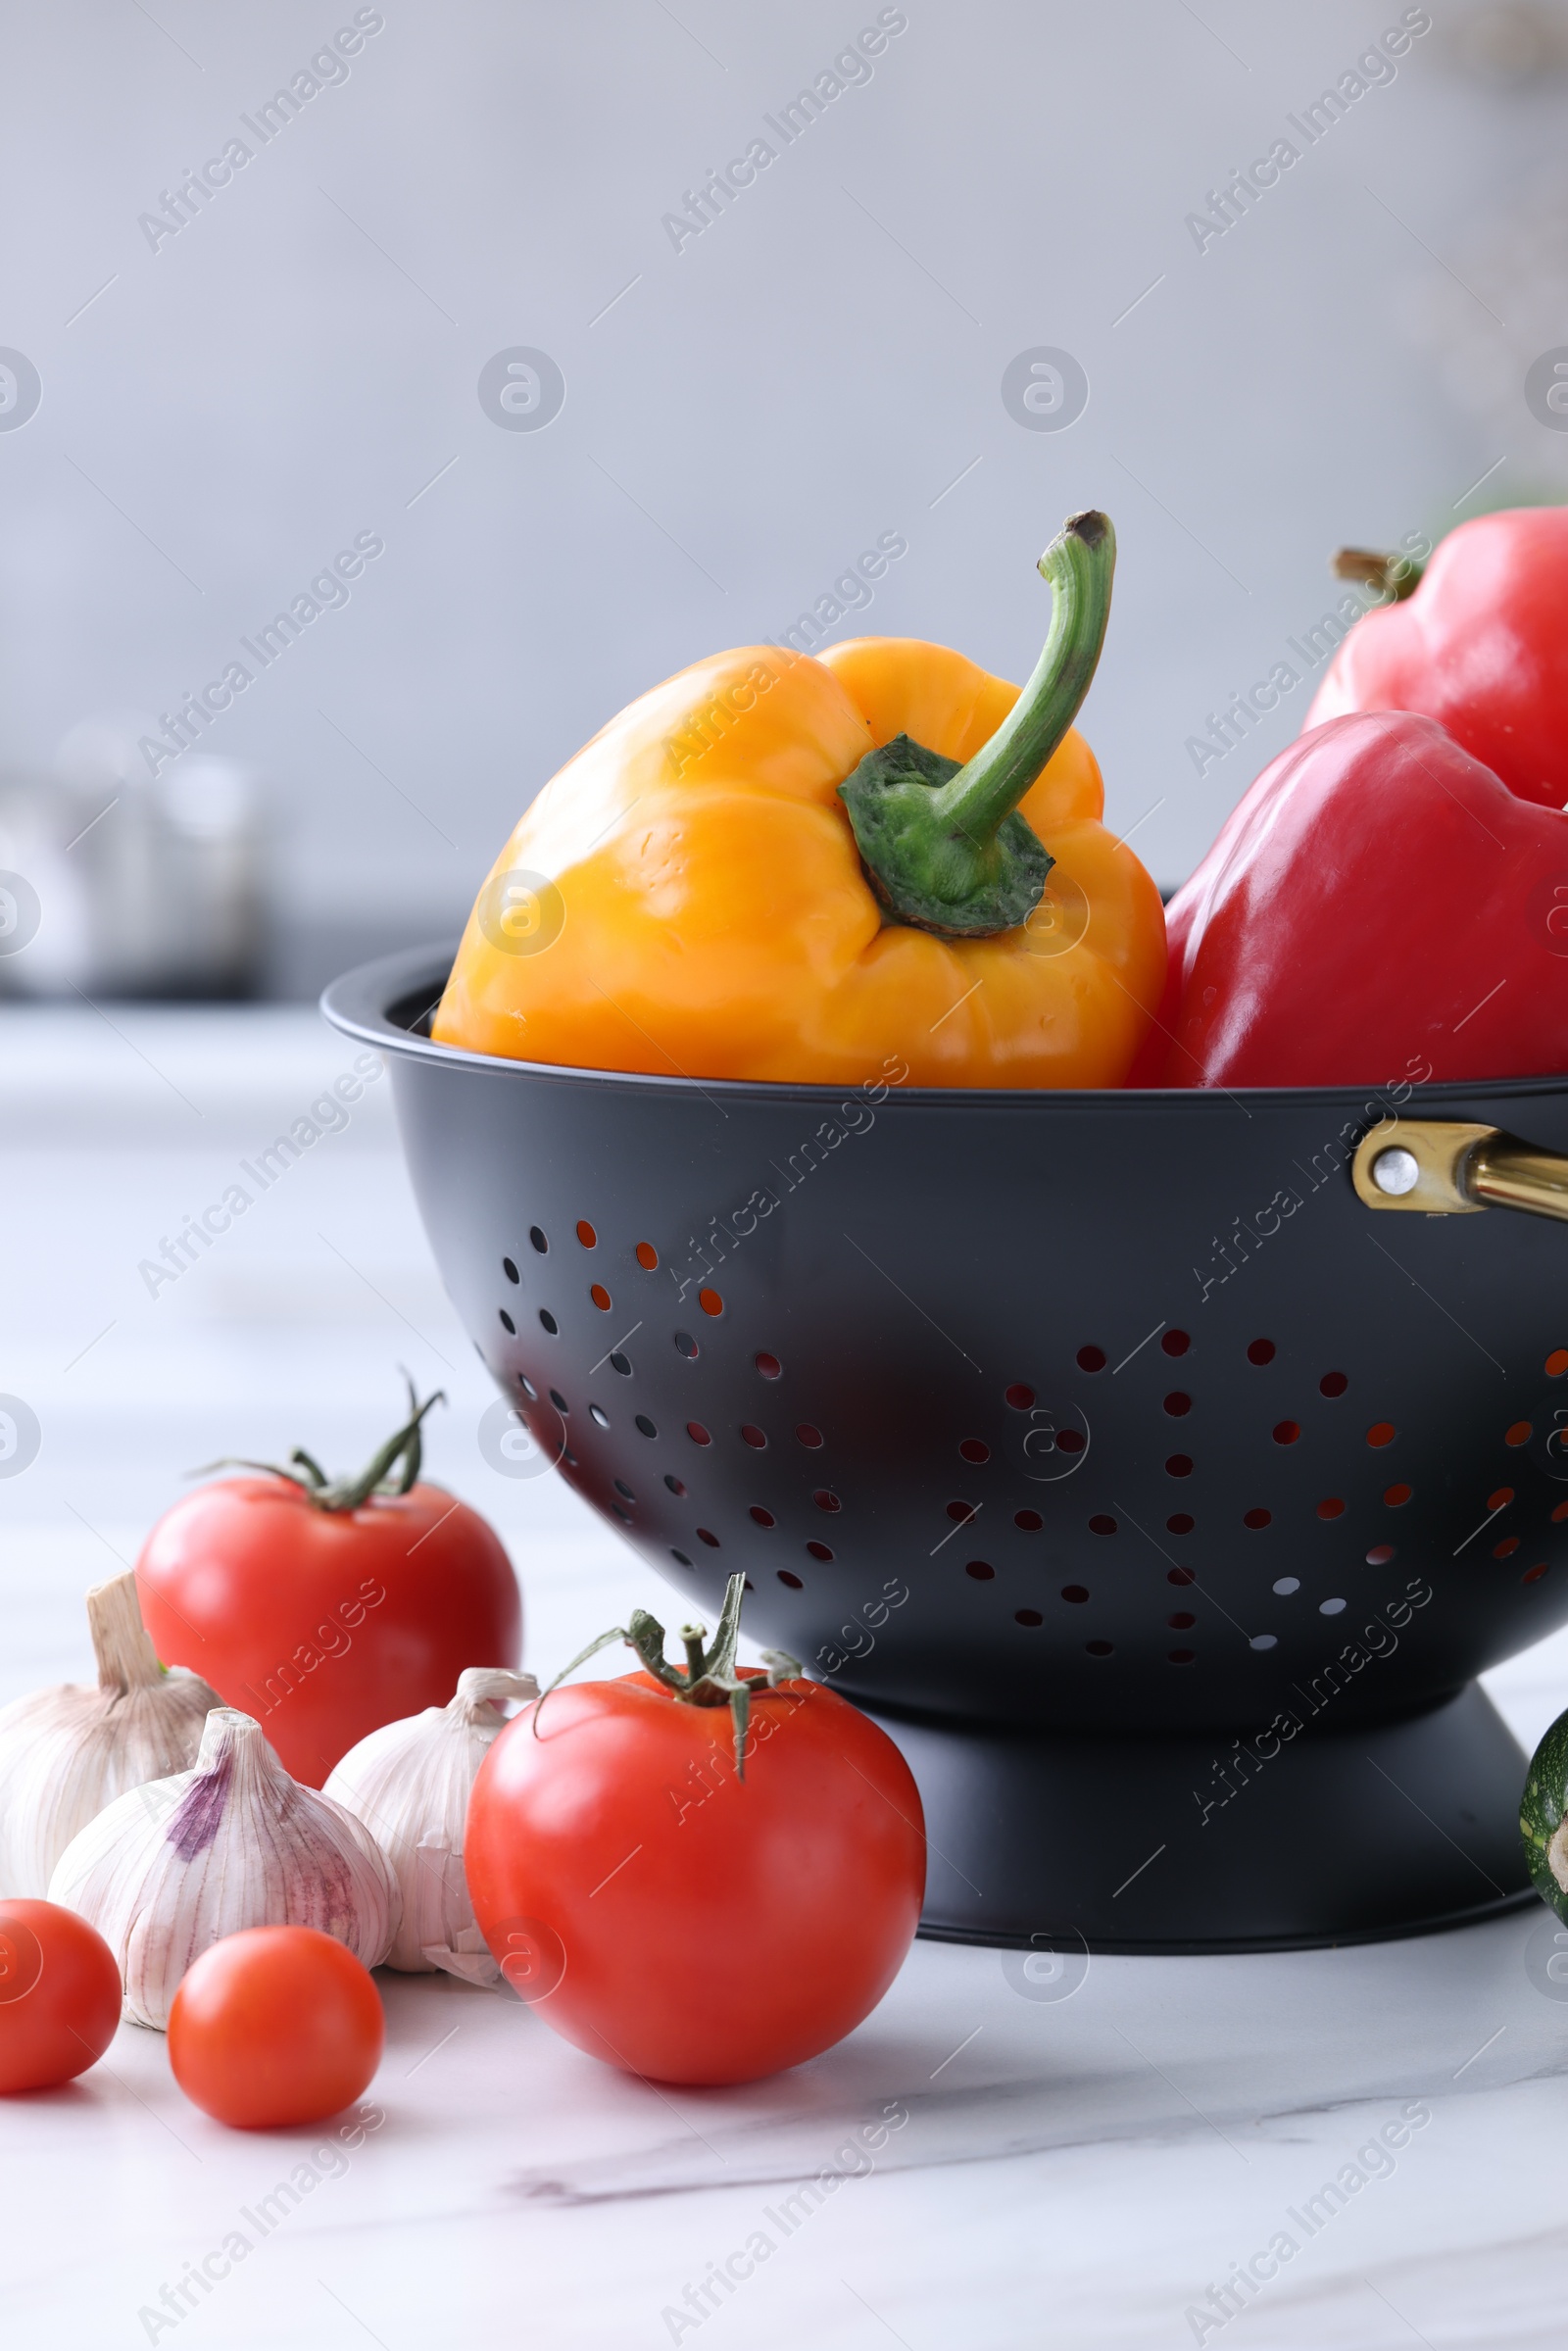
[324,946,1568,1953]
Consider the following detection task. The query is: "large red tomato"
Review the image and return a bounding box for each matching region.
[0,1899,122,2093]
[465,1665,925,2084]
[136,1390,520,1786]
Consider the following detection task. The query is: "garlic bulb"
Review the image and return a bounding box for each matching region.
[324,1666,538,1978]
[47,1707,400,2029]
[0,1572,220,1898]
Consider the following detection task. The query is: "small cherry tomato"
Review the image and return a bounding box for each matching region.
[0,1898,122,2094]
[168,1926,384,2128]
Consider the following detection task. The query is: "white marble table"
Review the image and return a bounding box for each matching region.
[5,1008,1568,2350]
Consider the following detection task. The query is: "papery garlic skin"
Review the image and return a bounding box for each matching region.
[0,1573,220,1898]
[47,1707,401,2029]
[324,1666,537,1976]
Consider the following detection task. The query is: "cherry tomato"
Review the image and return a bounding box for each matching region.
[465,1670,925,2084]
[0,1899,122,2093]
[168,1926,384,2128]
[138,1463,519,1788]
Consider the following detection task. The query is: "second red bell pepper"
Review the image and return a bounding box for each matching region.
[1143,710,1568,1087]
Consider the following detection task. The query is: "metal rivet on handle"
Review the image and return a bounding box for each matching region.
[1372,1147,1420,1197]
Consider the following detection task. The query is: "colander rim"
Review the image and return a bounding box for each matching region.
[321,942,1568,1117]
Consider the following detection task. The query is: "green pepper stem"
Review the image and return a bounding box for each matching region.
[835,512,1116,938]
[937,510,1115,844]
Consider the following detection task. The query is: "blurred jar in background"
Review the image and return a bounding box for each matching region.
[0,716,266,999]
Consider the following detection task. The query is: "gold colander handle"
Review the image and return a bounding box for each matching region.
[1351,1120,1568,1224]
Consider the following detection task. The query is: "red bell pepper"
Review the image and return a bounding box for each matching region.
[1141,710,1568,1088]
[1306,506,1568,810]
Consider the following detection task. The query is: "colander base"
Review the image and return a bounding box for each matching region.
[867,1681,1536,1952]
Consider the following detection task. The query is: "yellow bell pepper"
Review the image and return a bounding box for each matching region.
[434,513,1164,1086]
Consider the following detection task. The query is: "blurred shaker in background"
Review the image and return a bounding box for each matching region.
[0,717,265,999]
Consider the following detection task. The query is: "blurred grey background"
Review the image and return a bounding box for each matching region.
[2,0,1567,995]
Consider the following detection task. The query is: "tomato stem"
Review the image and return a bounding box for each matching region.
[190,1373,446,1512]
[531,1572,802,1778]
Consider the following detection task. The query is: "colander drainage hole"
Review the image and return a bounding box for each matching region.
[549,1389,568,1412]
[687,1421,711,1445]
[1273,1576,1299,1596]
[664,1474,687,1496]
[1320,1370,1348,1396]
[1243,1507,1271,1529]
[1525,1563,1548,1583]
[947,1500,977,1522]
[750,1506,775,1526]
[529,1227,548,1253]
[518,1375,537,1399]
[1548,1349,1568,1378]
[807,1541,834,1561]
[1165,1453,1194,1478]
[635,1414,657,1438]
[1248,1339,1275,1365]
[741,1425,767,1449]
[590,1404,610,1428]
[698,1528,720,1547]
[671,1548,693,1567]
[636,1242,659,1270]
[1250,1634,1278,1650]
[1015,1609,1043,1628]
[1494,1538,1520,1559]
[503,1257,519,1285]
[1168,1568,1195,1587]
[959,1438,991,1463]
[1089,1514,1116,1536]
[1365,1543,1394,1565]
[499,1310,515,1335]
[1506,1420,1532,1447]
[1168,1648,1195,1664]
[1006,1382,1037,1407]
[1162,1330,1190,1357]
[1490,1486,1515,1509]
[1273,1421,1299,1445]
[813,1489,841,1513]
[613,1480,634,1500]
[1319,1596,1346,1615]
[966,1561,994,1581]
[539,1309,558,1335]
[1553,1501,1568,1524]
[1318,1497,1345,1520]
[756,1352,782,1379]
[778,1570,803,1589]
[1164,1393,1191,1417]
[1167,1512,1195,1535]
[674,1332,699,1358]
[1086,1639,1113,1656]
[1075,1349,1105,1374]
[1385,1482,1412,1506]
[610,1353,632,1376]
[1167,1611,1194,1629]
[590,1285,612,1311]
[699,1288,723,1317]
[1061,1585,1089,1604]
[576,1220,597,1248]
[1015,1509,1043,1531]
[797,1424,823,1448]
[1367,1421,1396,1447]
